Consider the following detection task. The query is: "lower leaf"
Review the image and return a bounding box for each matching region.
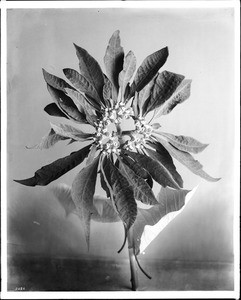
[125,150,181,189]
[14,144,91,186]
[157,138,221,182]
[102,156,137,230]
[118,158,158,205]
[71,156,99,214]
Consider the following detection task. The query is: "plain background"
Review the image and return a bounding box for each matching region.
[7,8,235,263]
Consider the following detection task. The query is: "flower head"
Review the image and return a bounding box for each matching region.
[15,30,220,252]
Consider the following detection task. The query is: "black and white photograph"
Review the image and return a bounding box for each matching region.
[1,1,240,299]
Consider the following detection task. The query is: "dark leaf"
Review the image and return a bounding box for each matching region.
[14,144,91,186]
[118,159,158,205]
[156,132,208,154]
[42,69,73,92]
[64,88,85,113]
[146,176,153,189]
[65,88,98,125]
[143,71,185,115]
[121,154,150,179]
[100,156,111,198]
[125,150,181,189]
[133,187,195,255]
[137,74,157,114]
[124,82,131,102]
[47,84,88,123]
[44,103,68,119]
[157,138,221,182]
[146,143,183,188]
[71,156,99,214]
[63,68,102,107]
[130,47,169,94]
[121,154,153,188]
[74,43,105,100]
[102,156,137,230]
[104,30,124,98]
[154,79,192,117]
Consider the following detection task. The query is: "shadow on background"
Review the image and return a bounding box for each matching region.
[7,188,234,291]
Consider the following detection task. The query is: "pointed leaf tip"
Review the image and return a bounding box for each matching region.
[131,46,169,95]
[14,177,37,187]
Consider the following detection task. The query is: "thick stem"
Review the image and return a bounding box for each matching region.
[127,227,139,291]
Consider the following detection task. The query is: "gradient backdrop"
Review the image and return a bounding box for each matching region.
[7,8,234,264]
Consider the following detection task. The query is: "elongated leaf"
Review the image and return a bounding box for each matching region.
[43,69,73,92]
[118,159,158,205]
[27,128,68,150]
[155,79,192,117]
[44,103,68,118]
[71,156,99,214]
[125,150,180,189]
[124,83,131,101]
[133,187,197,255]
[103,157,137,230]
[121,154,150,180]
[64,88,86,114]
[157,132,208,154]
[50,123,94,141]
[78,207,92,250]
[146,144,183,188]
[157,138,220,182]
[63,68,102,107]
[65,88,98,125]
[121,154,153,188]
[119,50,136,96]
[137,74,157,114]
[47,84,88,123]
[86,144,98,166]
[131,47,169,94]
[74,43,104,100]
[104,30,124,97]
[14,144,91,186]
[100,156,111,198]
[143,71,185,115]
[132,92,139,116]
[71,155,99,250]
[102,75,112,107]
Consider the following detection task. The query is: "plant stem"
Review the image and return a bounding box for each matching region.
[127,227,139,291]
[116,122,139,290]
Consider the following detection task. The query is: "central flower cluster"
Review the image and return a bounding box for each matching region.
[102,103,133,125]
[93,102,133,155]
[99,133,121,155]
[125,117,153,151]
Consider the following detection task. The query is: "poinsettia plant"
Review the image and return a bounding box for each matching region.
[15,30,219,291]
